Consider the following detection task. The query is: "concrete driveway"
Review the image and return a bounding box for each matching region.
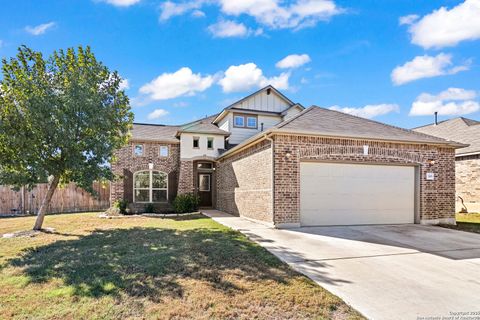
[203,210,480,320]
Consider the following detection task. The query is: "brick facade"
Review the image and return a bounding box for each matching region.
[272,134,456,226]
[216,140,273,224]
[456,154,480,213]
[216,134,456,227]
[178,160,195,194]
[110,141,180,212]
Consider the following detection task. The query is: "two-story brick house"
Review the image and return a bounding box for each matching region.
[111,86,464,227]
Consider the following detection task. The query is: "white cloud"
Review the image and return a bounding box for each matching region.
[410,88,480,116]
[208,20,253,38]
[147,109,169,120]
[191,10,206,18]
[159,0,341,30]
[399,14,419,25]
[159,1,205,21]
[276,54,311,69]
[25,22,56,36]
[119,79,130,90]
[391,53,469,85]
[329,104,399,119]
[100,0,141,7]
[218,62,289,93]
[404,0,480,49]
[139,67,214,100]
[220,0,342,29]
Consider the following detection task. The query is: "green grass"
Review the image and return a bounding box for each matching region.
[0,212,363,319]
[452,213,480,234]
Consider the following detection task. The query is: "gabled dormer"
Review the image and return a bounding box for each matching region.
[212,86,304,145]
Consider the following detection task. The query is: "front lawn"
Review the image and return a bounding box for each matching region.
[0,213,362,319]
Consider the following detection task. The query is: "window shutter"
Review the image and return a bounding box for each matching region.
[123,169,134,203]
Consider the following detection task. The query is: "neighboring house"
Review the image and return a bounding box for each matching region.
[111,85,464,227]
[414,117,480,213]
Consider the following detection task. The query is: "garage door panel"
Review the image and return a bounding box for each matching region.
[300,162,415,226]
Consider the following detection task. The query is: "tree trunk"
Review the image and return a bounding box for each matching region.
[33,175,60,230]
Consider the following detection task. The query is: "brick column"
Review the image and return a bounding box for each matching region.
[178,160,195,194]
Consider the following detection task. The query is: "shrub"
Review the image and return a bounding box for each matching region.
[144,203,155,213]
[173,193,200,213]
[113,199,129,215]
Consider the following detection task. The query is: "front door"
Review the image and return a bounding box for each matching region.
[198,173,212,207]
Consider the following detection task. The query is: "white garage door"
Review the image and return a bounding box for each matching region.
[300,162,415,226]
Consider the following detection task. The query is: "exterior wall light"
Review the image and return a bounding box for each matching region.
[427,159,435,166]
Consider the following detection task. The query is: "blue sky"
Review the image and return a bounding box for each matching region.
[1,0,479,129]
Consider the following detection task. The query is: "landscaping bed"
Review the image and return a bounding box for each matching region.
[0,212,363,319]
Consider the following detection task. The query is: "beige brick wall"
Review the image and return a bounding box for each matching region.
[110,141,180,208]
[216,140,273,223]
[456,155,480,213]
[272,134,456,226]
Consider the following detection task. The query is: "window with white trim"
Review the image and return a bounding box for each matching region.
[159,145,169,157]
[247,116,257,128]
[193,136,200,148]
[134,170,167,203]
[134,144,144,156]
[234,115,244,127]
[207,137,214,149]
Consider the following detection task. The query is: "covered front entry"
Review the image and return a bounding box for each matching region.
[198,173,212,207]
[195,161,215,208]
[300,162,416,226]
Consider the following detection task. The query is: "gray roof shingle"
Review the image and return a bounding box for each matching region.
[177,121,230,136]
[413,117,480,155]
[131,124,180,143]
[276,106,463,146]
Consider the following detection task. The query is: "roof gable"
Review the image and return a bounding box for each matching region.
[213,86,295,124]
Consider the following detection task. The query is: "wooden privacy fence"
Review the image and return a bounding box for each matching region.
[0,182,110,215]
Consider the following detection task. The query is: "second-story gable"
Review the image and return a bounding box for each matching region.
[229,85,293,112]
[213,86,303,145]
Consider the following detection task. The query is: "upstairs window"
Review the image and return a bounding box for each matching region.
[234,114,258,129]
[193,137,200,148]
[247,117,257,128]
[207,137,214,149]
[234,115,244,127]
[134,144,144,156]
[159,145,169,157]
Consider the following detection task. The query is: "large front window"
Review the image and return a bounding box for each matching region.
[134,170,167,203]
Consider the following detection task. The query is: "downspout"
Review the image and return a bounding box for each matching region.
[265,133,275,227]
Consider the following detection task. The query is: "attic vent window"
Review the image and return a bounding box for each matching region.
[266,88,271,95]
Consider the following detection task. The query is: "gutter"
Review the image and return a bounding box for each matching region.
[456,151,480,157]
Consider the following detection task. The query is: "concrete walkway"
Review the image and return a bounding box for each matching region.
[202,210,480,320]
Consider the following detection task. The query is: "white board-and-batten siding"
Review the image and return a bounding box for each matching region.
[218,113,283,145]
[231,90,290,113]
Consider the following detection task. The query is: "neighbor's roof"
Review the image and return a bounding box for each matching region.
[413,117,480,156]
[130,123,180,143]
[218,106,466,159]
